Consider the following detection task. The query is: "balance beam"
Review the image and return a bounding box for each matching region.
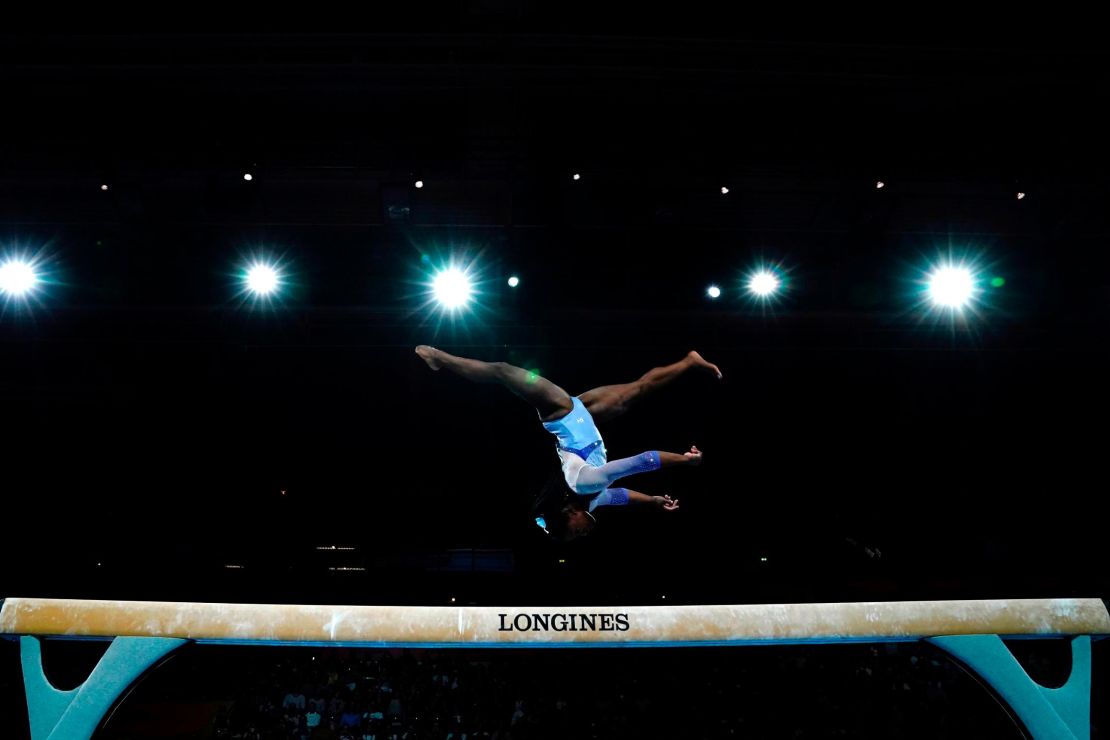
[2,596,1107,646]
[3,597,1107,740]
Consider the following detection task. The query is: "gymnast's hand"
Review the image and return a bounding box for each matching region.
[683,445,703,465]
[653,495,680,511]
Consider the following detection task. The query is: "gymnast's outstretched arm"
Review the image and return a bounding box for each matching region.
[573,446,702,492]
[588,487,681,511]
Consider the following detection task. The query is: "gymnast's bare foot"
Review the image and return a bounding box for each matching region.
[688,351,723,379]
[415,345,443,370]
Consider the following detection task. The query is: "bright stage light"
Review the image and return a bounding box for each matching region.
[245,263,280,296]
[747,270,781,298]
[927,264,976,309]
[707,285,721,299]
[0,260,38,296]
[507,276,520,288]
[433,267,473,309]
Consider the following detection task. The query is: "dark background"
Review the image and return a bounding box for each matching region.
[2,9,1108,610]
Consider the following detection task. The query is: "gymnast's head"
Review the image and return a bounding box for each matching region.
[533,474,596,541]
[535,503,595,541]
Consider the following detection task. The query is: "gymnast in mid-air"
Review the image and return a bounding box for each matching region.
[416,346,721,541]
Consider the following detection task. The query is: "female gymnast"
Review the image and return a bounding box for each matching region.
[415,346,721,541]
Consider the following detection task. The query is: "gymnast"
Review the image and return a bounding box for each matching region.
[415,346,721,540]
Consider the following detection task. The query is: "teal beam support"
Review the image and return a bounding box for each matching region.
[20,635,186,740]
[929,634,1092,740]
